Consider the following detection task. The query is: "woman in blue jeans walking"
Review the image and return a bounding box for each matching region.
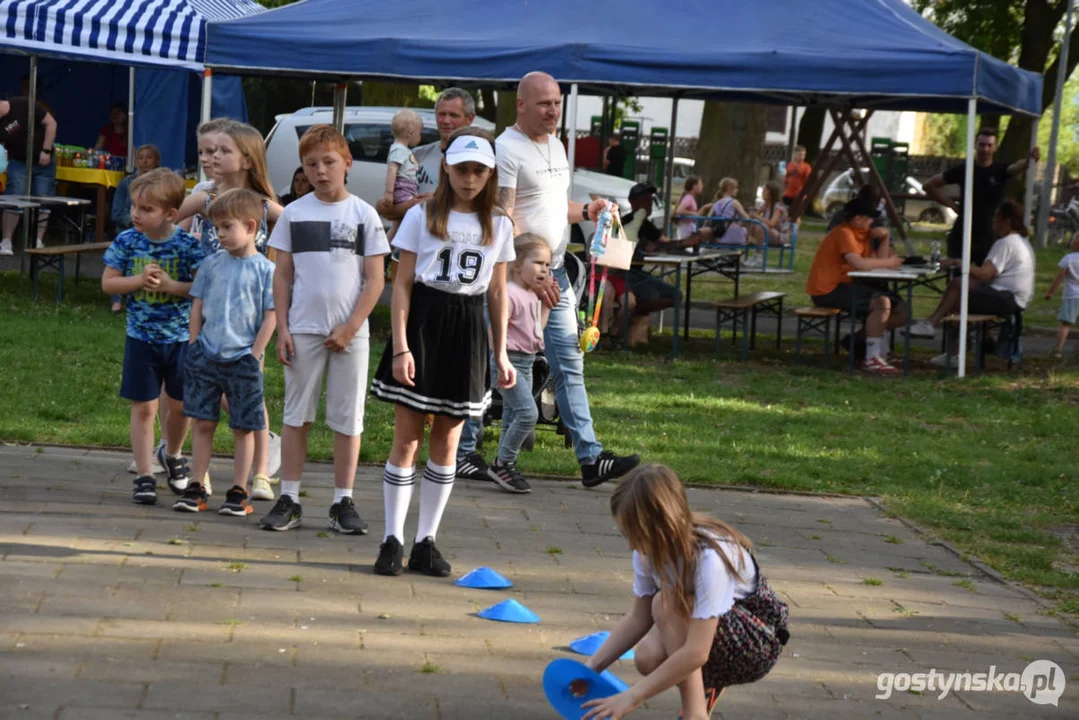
[486,234,551,493]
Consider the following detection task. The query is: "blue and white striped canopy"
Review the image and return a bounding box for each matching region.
[1,0,264,70]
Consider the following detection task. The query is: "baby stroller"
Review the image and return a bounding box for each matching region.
[479,252,587,451]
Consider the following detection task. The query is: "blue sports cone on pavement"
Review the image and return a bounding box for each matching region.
[569,631,635,660]
[477,598,540,624]
[456,566,513,589]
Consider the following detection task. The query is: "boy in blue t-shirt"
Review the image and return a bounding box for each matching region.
[174,189,277,517]
[102,168,207,505]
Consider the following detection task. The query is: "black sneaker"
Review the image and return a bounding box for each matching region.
[328,497,368,535]
[172,482,208,513]
[487,460,532,494]
[456,451,491,481]
[258,495,302,531]
[132,476,157,505]
[155,445,191,495]
[218,486,253,517]
[374,536,404,576]
[408,536,451,577]
[580,451,640,488]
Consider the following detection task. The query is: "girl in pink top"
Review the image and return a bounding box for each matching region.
[673,175,702,240]
[485,233,551,494]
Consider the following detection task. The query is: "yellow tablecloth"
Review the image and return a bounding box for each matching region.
[55,166,126,189]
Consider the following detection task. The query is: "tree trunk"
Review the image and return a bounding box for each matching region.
[796,106,827,166]
[496,91,517,135]
[360,81,421,107]
[477,88,498,123]
[694,102,767,207]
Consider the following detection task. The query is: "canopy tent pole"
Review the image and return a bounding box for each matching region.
[20,56,38,253]
[559,91,567,141]
[1025,117,1039,226]
[662,96,679,230]
[127,67,136,173]
[1037,0,1073,248]
[567,84,578,196]
[199,69,213,183]
[957,98,977,378]
[332,83,347,132]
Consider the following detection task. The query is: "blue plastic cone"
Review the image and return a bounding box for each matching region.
[543,658,630,719]
[569,631,635,660]
[477,598,540,624]
[455,566,513,589]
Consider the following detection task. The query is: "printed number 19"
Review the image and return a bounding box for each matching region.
[435,247,483,285]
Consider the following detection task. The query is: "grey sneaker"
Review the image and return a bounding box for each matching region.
[487,460,532,494]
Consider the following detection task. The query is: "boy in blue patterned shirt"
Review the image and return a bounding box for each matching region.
[102,168,207,505]
[174,189,276,517]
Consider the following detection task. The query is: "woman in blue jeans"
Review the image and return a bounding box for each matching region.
[485,234,551,494]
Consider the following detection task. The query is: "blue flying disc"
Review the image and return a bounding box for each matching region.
[456,566,513,589]
[477,598,540,623]
[543,658,630,720]
[569,631,635,660]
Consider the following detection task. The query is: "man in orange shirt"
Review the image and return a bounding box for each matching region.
[806,196,906,373]
[782,146,811,207]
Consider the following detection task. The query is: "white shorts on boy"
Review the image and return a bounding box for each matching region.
[283,332,369,436]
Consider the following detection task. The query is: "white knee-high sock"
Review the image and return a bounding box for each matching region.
[383,463,415,543]
[416,460,455,542]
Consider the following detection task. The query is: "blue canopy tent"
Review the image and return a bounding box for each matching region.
[205,0,1043,377]
[0,0,264,170]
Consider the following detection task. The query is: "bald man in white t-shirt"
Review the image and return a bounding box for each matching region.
[455,72,639,489]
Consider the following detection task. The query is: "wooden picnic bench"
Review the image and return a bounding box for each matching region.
[714,291,785,361]
[26,242,110,303]
[940,313,1024,376]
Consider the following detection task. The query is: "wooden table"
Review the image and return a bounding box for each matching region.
[637,249,742,358]
[55,166,125,242]
[847,265,946,377]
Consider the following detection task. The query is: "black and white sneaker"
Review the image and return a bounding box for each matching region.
[172,483,208,513]
[581,451,640,488]
[408,536,451,577]
[258,495,302,531]
[155,445,190,495]
[132,476,157,505]
[374,536,404,576]
[487,460,532,494]
[328,497,368,535]
[456,451,491,481]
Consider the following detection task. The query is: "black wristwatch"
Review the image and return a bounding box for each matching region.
[41,147,53,155]
[581,203,591,222]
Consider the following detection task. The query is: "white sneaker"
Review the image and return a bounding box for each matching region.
[930,352,958,368]
[903,319,936,339]
[742,255,763,269]
[127,441,167,474]
[250,473,277,501]
[267,430,282,479]
[0,239,12,256]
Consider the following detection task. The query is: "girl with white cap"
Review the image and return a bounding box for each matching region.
[370,126,517,578]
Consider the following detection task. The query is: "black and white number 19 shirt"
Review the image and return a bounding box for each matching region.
[267,193,390,336]
[393,203,515,295]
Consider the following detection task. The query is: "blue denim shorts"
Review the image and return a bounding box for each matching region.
[120,337,187,403]
[1059,297,1079,325]
[3,158,56,198]
[183,341,265,431]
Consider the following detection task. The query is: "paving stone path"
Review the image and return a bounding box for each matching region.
[0,445,1075,719]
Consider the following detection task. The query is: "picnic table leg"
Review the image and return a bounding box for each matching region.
[903,282,912,378]
[57,254,65,303]
[795,317,803,365]
[823,317,831,364]
[95,185,107,242]
[30,254,40,302]
[849,292,857,372]
[776,297,783,350]
[750,305,758,350]
[683,262,692,341]
[740,308,749,362]
[622,283,630,351]
[714,308,722,358]
[672,263,682,359]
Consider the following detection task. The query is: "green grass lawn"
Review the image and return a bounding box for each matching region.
[0,270,1076,621]
[690,220,1071,332]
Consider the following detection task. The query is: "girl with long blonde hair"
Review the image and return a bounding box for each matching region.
[580,464,789,720]
[370,126,517,579]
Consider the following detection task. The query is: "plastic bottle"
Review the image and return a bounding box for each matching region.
[930,241,941,267]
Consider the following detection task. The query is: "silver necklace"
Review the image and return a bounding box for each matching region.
[515,124,551,170]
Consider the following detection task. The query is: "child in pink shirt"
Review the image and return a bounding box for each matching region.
[486,233,551,494]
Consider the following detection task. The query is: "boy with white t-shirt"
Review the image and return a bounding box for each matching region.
[261,125,390,534]
[1045,233,1079,358]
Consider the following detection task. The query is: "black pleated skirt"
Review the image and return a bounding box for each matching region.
[371,283,490,420]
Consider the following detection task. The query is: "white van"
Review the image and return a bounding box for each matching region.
[264,106,662,236]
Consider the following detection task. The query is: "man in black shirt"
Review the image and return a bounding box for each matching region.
[923,127,1038,265]
[0,95,58,255]
[603,131,626,177]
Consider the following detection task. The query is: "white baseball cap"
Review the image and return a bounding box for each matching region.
[445,135,496,168]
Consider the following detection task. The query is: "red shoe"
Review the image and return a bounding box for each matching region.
[863,356,900,375]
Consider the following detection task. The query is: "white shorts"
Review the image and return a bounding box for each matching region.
[283,333,370,436]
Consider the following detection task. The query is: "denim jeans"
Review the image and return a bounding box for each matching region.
[497,351,538,463]
[457,266,603,463]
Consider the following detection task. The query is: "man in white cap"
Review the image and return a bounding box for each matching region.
[455,71,640,489]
